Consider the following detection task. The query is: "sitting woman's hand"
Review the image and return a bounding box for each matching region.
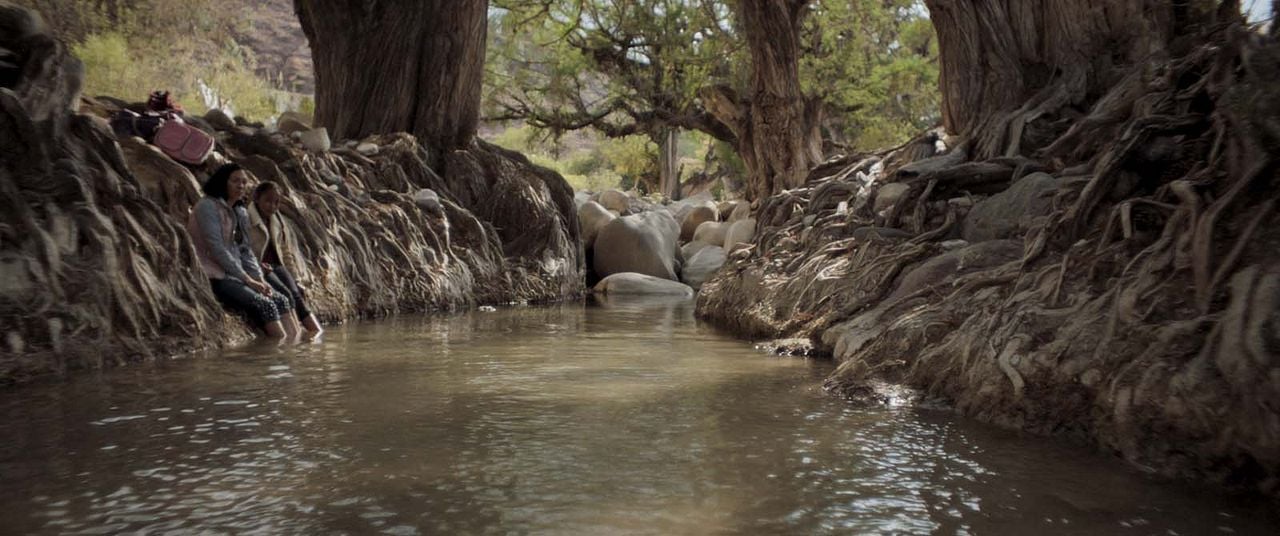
[249,279,272,295]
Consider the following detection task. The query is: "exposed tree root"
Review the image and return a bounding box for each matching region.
[698,19,1280,495]
[0,14,583,385]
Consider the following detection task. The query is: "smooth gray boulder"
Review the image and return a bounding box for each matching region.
[593,210,681,281]
[681,240,713,261]
[595,272,694,297]
[578,200,616,250]
[962,172,1058,242]
[680,204,718,242]
[724,218,757,250]
[693,221,729,247]
[596,189,630,214]
[681,246,727,290]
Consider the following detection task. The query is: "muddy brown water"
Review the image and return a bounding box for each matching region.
[0,297,1276,535]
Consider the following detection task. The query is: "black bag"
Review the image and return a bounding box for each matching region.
[109,109,167,142]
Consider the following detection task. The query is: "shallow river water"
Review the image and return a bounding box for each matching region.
[0,297,1276,535]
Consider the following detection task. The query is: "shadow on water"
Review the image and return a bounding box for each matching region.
[0,298,1276,534]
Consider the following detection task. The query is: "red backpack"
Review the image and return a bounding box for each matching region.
[154,120,215,165]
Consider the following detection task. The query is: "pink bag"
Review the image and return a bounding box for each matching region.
[153,120,214,165]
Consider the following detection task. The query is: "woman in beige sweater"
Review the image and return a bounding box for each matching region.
[248,181,322,335]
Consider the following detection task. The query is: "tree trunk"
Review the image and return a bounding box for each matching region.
[924,0,1203,159]
[706,0,820,202]
[293,0,487,154]
[658,128,680,201]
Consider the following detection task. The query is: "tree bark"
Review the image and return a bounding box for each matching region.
[924,0,1195,159]
[293,0,487,154]
[658,128,680,201]
[707,0,820,202]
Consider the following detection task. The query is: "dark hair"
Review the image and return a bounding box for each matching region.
[253,181,278,200]
[203,163,243,199]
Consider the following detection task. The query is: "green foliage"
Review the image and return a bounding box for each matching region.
[801,0,940,150]
[487,0,940,165]
[597,135,658,183]
[22,0,282,121]
[486,0,744,138]
[488,124,661,193]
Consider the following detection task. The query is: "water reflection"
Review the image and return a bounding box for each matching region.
[0,298,1274,534]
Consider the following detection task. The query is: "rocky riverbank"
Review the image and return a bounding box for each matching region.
[0,8,582,385]
[696,22,1280,495]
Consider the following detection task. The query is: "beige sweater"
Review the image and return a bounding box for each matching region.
[246,204,297,269]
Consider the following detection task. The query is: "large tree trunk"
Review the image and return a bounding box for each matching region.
[738,0,819,201]
[657,128,680,201]
[924,0,1205,159]
[293,0,487,154]
[705,0,821,202]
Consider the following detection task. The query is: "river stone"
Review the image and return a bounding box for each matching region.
[597,188,630,214]
[874,182,910,214]
[724,218,756,251]
[414,188,442,214]
[299,127,331,152]
[681,245,727,290]
[728,200,751,223]
[888,240,1023,301]
[202,108,236,131]
[593,210,681,281]
[682,240,713,261]
[595,272,694,297]
[680,204,718,242]
[278,116,310,137]
[693,221,728,247]
[578,200,616,250]
[668,191,714,221]
[962,172,1058,242]
[356,141,380,156]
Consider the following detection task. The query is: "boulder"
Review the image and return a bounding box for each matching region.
[887,240,1022,301]
[299,127,331,152]
[681,240,713,261]
[680,204,718,242]
[693,221,729,247]
[873,182,910,214]
[724,218,757,250]
[728,201,751,223]
[593,210,681,281]
[278,116,310,136]
[962,172,1058,242]
[596,188,631,214]
[595,272,694,297]
[669,191,715,222]
[681,246,727,290]
[573,190,592,209]
[717,201,737,219]
[203,108,236,131]
[577,200,616,250]
[413,188,442,214]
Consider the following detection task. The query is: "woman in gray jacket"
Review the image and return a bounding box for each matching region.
[187,164,298,340]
